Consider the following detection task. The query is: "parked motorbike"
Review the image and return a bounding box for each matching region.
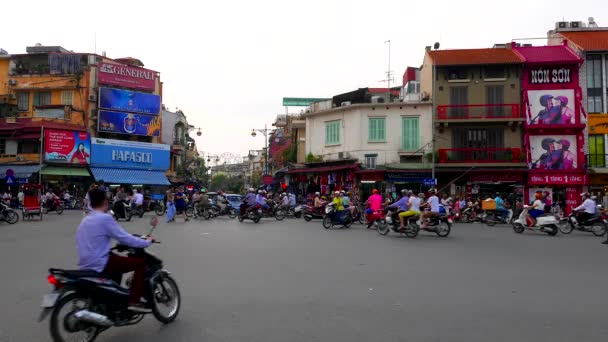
[39,219,180,342]
[148,199,165,216]
[303,204,326,221]
[322,203,353,229]
[193,202,237,220]
[111,200,133,222]
[0,201,19,224]
[511,205,559,235]
[238,203,263,223]
[485,208,514,226]
[559,208,607,236]
[43,198,64,215]
[377,207,420,238]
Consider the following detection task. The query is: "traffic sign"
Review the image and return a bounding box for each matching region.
[5,175,15,185]
[423,178,436,186]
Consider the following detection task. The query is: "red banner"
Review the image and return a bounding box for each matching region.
[527,173,587,185]
[470,173,522,183]
[565,187,579,215]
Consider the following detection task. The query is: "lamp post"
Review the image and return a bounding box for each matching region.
[431,42,440,183]
[251,124,270,175]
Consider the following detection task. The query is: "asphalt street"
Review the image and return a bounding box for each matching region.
[1,211,607,342]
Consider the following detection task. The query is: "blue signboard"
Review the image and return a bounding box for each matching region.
[423,178,437,186]
[90,138,170,170]
[99,87,161,115]
[386,172,430,183]
[98,110,161,137]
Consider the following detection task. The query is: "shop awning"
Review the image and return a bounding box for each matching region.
[90,167,170,186]
[41,166,90,177]
[286,164,358,174]
[0,164,42,178]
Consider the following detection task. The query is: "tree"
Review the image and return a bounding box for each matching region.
[210,173,244,194]
[305,152,323,163]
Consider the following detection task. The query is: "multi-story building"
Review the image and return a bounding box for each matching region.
[420,45,526,198]
[162,107,196,183]
[548,19,608,197]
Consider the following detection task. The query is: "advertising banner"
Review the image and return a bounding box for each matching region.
[98,62,156,91]
[98,110,161,137]
[528,135,578,170]
[588,114,608,134]
[527,89,576,125]
[90,138,170,170]
[565,187,579,215]
[44,130,90,165]
[99,87,161,115]
[527,173,587,185]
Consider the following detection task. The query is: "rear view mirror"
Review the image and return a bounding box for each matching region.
[150,217,158,228]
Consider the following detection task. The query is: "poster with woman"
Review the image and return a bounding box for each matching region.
[528,135,577,170]
[527,89,576,125]
[528,188,552,206]
[44,130,91,165]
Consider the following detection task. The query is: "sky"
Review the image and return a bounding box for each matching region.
[1,0,605,157]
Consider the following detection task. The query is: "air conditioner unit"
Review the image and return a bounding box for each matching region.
[341,101,351,107]
[337,152,349,159]
[8,79,17,86]
[88,94,97,102]
[8,94,16,100]
[570,21,584,28]
[371,96,385,104]
[556,21,569,29]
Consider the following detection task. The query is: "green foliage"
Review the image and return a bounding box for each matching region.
[210,173,243,194]
[282,144,298,164]
[305,152,323,163]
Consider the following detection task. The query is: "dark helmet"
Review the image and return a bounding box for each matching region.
[541,138,555,150]
[540,95,554,107]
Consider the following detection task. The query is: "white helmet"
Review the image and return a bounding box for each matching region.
[258,190,263,194]
[249,188,255,192]
[315,192,320,196]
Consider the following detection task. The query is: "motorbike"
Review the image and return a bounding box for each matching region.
[43,198,64,215]
[193,202,238,220]
[511,205,559,235]
[348,203,366,224]
[111,200,133,222]
[559,208,607,236]
[377,207,420,238]
[238,203,263,223]
[303,204,326,222]
[292,205,303,219]
[484,208,514,226]
[63,195,84,210]
[39,219,181,342]
[322,203,353,229]
[148,199,165,216]
[0,201,19,224]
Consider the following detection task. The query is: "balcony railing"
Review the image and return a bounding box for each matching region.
[438,148,523,163]
[587,154,608,168]
[437,104,520,120]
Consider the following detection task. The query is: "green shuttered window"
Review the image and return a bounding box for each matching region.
[368,117,386,142]
[402,117,420,151]
[325,120,340,145]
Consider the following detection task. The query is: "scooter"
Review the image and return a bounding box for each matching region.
[303,203,326,222]
[238,203,263,223]
[112,200,133,221]
[377,207,420,238]
[512,205,559,235]
[485,208,514,226]
[322,203,353,229]
[0,201,19,224]
[43,198,64,215]
[559,207,607,236]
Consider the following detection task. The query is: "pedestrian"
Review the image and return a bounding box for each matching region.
[174,186,189,222]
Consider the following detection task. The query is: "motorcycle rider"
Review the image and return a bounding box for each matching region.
[114,187,129,218]
[256,190,269,210]
[399,190,422,230]
[365,189,384,228]
[241,188,257,215]
[131,189,144,214]
[331,191,344,211]
[45,188,59,211]
[216,191,227,213]
[197,189,210,216]
[76,188,154,313]
[494,193,509,221]
[526,192,545,226]
[288,192,297,208]
[421,189,440,228]
[573,192,597,227]
[313,192,325,214]
[388,189,409,230]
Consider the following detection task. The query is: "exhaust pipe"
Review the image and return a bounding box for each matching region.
[74,310,113,327]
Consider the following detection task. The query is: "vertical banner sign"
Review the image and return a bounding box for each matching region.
[565,187,578,215]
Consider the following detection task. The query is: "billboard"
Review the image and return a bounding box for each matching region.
[44,130,90,165]
[90,138,170,170]
[98,110,161,137]
[527,89,576,125]
[98,62,157,91]
[99,88,161,115]
[528,135,578,170]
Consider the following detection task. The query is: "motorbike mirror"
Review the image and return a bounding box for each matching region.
[150,217,159,228]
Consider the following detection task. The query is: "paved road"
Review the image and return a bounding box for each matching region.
[1,211,607,342]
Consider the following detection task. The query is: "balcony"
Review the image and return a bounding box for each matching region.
[437,104,521,122]
[438,148,524,166]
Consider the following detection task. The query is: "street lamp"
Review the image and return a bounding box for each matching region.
[431,42,440,183]
[251,124,270,175]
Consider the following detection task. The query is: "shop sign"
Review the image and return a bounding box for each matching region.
[565,187,578,214]
[530,67,572,84]
[527,173,587,185]
[98,110,161,137]
[470,173,522,183]
[98,62,157,91]
[90,138,170,170]
[358,171,385,181]
[588,114,608,134]
[99,88,161,115]
[44,130,91,165]
[386,172,429,183]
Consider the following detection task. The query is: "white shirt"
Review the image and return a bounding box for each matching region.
[134,193,144,205]
[410,196,421,212]
[575,198,596,214]
[428,196,440,212]
[532,199,545,211]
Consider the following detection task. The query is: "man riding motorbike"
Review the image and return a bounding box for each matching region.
[75,188,154,313]
[387,189,409,230]
[494,193,509,221]
[313,192,325,214]
[331,191,344,211]
[131,189,144,213]
[573,192,597,226]
[256,190,269,210]
[421,189,440,228]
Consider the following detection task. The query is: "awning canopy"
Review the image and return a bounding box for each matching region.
[90,167,170,186]
[41,166,91,177]
[286,164,357,174]
[0,164,42,178]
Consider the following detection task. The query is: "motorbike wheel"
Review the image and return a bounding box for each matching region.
[50,292,99,342]
[275,210,285,221]
[42,207,49,214]
[377,220,390,235]
[56,205,64,215]
[185,207,193,217]
[202,209,211,220]
[322,216,332,229]
[151,274,181,324]
[405,224,420,238]
[238,213,245,222]
[304,215,312,222]
[513,223,525,234]
[125,210,133,222]
[294,211,302,219]
[591,222,607,237]
[460,214,470,223]
[6,211,19,224]
[435,222,451,237]
[228,208,237,219]
[155,205,165,216]
[546,224,559,236]
[343,217,353,228]
[559,221,574,234]
[486,220,496,227]
[253,215,261,224]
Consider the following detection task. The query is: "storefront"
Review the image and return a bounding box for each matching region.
[386,171,431,198]
[286,162,358,197]
[514,43,585,214]
[466,172,525,202]
[89,138,170,195]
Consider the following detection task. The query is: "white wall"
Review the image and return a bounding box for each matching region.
[305,103,432,166]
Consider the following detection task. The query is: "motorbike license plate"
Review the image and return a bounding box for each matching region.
[40,293,60,308]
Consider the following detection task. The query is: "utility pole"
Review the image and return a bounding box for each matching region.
[431,42,440,183]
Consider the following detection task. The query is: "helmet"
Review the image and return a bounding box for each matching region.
[315,192,320,196]
[258,190,263,194]
[418,193,425,198]
[558,139,571,150]
[555,95,568,106]
[581,192,590,198]
[408,190,414,196]
[540,94,554,107]
[249,188,255,192]
[401,189,407,194]
[541,138,555,150]
[334,191,340,195]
